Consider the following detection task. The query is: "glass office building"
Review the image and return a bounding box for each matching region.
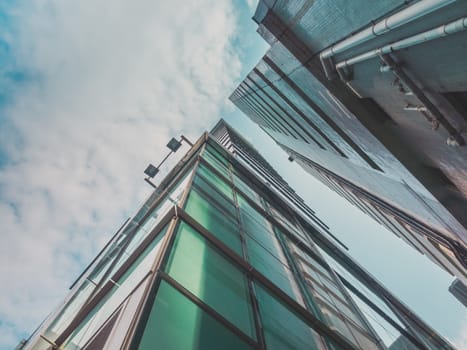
[19,120,455,350]
[230,0,467,287]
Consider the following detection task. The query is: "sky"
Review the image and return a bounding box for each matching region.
[0,0,465,349]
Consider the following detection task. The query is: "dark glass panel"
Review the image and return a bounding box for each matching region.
[192,174,236,216]
[255,284,322,350]
[166,223,255,339]
[203,150,231,178]
[138,281,255,350]
[184,189,242,255]
[205,144,230,166]
[62,227,168,349]
[197,163,233,199]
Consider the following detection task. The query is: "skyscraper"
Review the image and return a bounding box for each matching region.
[230,0,467,286]
[19,120,454,350]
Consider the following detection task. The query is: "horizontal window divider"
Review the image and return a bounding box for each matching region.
[121,214,181,350]
[55,272,153,348]
[338,275,428,350]
[176,206,356,350]
[53,208,177,347]
[158,271,260,349]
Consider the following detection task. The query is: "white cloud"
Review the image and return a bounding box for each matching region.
[245,0,259,11]
[453,313,467,349]
[0,0,245,348]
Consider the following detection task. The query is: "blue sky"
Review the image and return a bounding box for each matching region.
[0,1,465,349]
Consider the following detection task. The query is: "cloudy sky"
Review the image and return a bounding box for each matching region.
[0,0,465,349]
[0,0,264,347]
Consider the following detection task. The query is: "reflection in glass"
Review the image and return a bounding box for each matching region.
[62,226,168,349]
[138,281,255,350]
[166,222,256,339]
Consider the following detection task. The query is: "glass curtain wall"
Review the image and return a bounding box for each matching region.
[24,138,452,350]
[25,151,197,350]
[132,142,395,350]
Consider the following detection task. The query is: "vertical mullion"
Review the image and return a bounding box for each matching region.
[231,165,267,350]
[123,215,181,350]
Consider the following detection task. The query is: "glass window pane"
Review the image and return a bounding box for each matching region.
[63,227,168,349]
[184,189,242,255]
[246,235,303,305]
[192,175,236,216]
[138,281,255,350]
[44,280,95,340]
[255,284,322,350]
[196,164,233,200]
[203,151,230,177]
[205,145,229,166]
[166,222,255,339]
[233,173,263,208]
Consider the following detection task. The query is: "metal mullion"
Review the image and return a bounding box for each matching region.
[272,226,333,347]
[244,77,310,144]
[121,214,181,350]
[177,207,356,350]
[200,155,324,260]
[305,271,379,343]
[191,183,238,222]
[231,181,268,350]
[69,217,131,291]
[252,67,348,157]
[339,276,428,350]
[317,298,381,349]
[125,216,182,350]
[86,157,198,303]
[247,75,327,150]
[54,271,153,349]
[175,153,203,209]
[206,139,339,251]
[159,272,261,349]
[23,217,129,350]
[240,88,291,136]
[78,273,152,350]
[294,192,455,350]
[53,207,176,347]
[238,99,278,132]
[297,154,464,266]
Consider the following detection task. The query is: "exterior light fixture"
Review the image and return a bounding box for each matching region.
[144,164,159,178]
[166,138,182,152]
[143,134,194,188]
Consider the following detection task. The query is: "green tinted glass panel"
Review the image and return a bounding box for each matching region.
[63,227,168,349]
[166,223,255,338]
[138,281,255,350]
[193,175,236,215]
[203,151,230,178]
[197,164,233,200]
[256,284,321,350]
[184,189,242,255]
[205,144,229,166]
[246,235,302,303]
[233,173,262,207]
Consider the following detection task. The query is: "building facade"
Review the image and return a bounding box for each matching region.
[230,0,467,286]
[449,278,467,308]
[19,121,455,350]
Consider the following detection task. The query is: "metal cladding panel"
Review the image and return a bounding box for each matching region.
[269,129,465,240]
[252,57,366,164]
[267,0,407,52]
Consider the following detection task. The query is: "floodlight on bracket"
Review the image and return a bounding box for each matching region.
[143,135,194,189]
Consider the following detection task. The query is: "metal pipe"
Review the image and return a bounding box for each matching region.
[336,16,467,70]
[322,0,455,58]
[320,0,456,78]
